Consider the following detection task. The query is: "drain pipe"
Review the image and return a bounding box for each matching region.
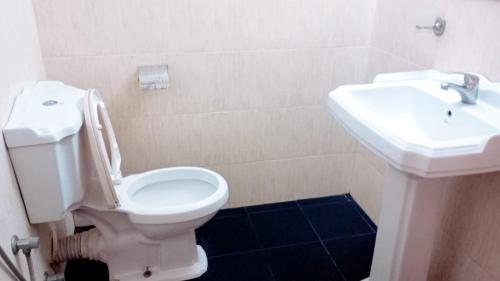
[0,244,28,281]
[51,228,104,264]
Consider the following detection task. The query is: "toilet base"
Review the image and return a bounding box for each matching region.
[112,246,208,281]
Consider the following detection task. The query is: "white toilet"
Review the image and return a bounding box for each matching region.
[3,81,229,281]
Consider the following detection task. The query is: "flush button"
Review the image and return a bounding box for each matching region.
[43,100,58,106]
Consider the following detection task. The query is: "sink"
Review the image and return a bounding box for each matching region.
[327,70,500,281]
[329,71,500,177]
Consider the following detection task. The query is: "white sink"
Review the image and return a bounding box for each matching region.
[329,71,500,177]
[327,70,500,281]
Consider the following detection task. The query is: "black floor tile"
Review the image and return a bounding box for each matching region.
[325,234,376,281]
[66,194,377,281]
[297,194,350,207]
[214,207,247,219]
[246,201,297,213]
[302,202,373,240]
[345,194,354,201]
[65,259,109,281]
[351,203,377,231]
[192,251,274,281]
[267,242,344,281]
[196,215,259,257]
[250,208,318,248]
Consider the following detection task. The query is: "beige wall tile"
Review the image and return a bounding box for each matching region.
[349,151,385,223]
[429,229,495,281]
[44,47,370,118]
[365,48,423,82]
[210,154,354,208]
[37,0,372,215]
[116,105,357,173]
[33,0,376,57]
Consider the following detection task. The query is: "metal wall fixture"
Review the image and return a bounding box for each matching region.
[11,235,40,255]
[416,17,446,36]
[12,235,40,281]
[43,272,65,281]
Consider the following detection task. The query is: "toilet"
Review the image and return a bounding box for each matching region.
[3,81,229,281]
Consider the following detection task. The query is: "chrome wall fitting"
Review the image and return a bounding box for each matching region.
[11,235,40,255]
[416,17,446,36]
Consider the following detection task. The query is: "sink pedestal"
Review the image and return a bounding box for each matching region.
[327,70,500,281]
[370,166,448,281]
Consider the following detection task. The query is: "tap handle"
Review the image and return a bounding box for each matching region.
[449,72,480,88]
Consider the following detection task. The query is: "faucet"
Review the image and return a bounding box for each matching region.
[440,73,480,104]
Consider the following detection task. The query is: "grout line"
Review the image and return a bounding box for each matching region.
[322,232,376,243]
[242,207,278,281]
[349,200,378,233]
[298,200,351,209]
[43,45,371,60]
[123,152,358,176]
[111,103,329,120]
[243,207,264,250]
[211,213,246,220]
[246,206,298,215]
[207,240,319,260]
[296,201,348,281]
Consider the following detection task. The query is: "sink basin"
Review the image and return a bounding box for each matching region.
[328,70,500,281]
[328,71,500,177]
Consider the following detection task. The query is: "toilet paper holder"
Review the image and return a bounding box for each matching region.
[138,64,170,90]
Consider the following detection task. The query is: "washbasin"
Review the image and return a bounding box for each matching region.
[328,71,500,177]
[327,70,500,281]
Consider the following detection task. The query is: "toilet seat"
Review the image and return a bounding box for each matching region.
[84,91,228,224]
[84,89,121,208]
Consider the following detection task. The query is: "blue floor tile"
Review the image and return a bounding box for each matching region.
[325,234,376,281]
[250,208,318,248]
[214,207,247,219]
[196,215,259,257]
[246,201,297,213]
[192,251,274,281]
[302,202,373,240]
[267,242,344,281]
[297,194,350,207]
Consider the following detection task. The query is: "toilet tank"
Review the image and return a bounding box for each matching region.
[3,81,87,224]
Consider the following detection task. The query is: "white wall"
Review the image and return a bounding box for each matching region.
[33,0,377,207]
[0,0,50,279]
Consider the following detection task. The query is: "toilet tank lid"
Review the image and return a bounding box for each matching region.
[3,81,86,148]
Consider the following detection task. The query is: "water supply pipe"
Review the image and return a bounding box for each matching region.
[0,244,28,281]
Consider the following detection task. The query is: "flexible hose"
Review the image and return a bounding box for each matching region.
[25,253,36,281]
[52,228,103,264]
[0,245,27,281]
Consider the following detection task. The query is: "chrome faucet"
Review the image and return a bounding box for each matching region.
[440,73,480,104]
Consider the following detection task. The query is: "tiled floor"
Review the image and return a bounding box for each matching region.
[66,194,377,281]
[193,194,376,281]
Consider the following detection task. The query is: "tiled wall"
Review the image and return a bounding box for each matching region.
[0,0,51,279]
[33,0,376,207]
[359,0,500,279]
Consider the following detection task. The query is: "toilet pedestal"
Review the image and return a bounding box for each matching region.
[110,234,208,281]
[369,165,448,281]
[74,209,208,281]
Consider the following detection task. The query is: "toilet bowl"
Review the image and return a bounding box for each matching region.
[119,166,228,239]
[3,81,229,281]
